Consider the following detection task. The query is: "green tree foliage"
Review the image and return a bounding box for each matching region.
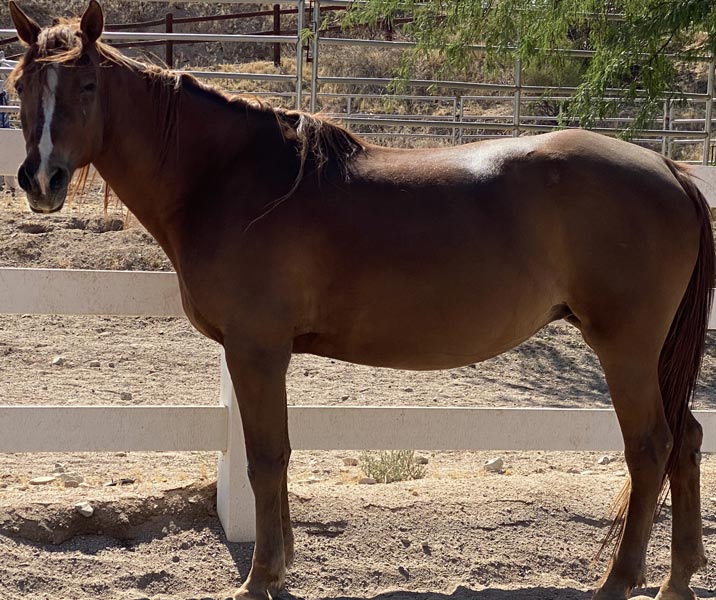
[344,1,716,133]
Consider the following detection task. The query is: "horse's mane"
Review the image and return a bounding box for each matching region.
[10,19,365,195]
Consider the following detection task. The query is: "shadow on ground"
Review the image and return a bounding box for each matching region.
[308,588,716,600]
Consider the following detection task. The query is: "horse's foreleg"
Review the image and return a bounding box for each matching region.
[590,350,672,600]
[655,412,706,600]
[225,344,292,600]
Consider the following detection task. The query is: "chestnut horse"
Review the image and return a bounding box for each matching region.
[8,2,713,599]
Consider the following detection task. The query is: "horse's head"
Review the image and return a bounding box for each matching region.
[9,1,105,213]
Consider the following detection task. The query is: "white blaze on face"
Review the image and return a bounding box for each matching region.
[36,64,59,196]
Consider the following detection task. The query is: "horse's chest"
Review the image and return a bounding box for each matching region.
[177,282,224,344]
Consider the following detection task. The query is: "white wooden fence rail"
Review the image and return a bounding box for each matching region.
[0,267,715,542]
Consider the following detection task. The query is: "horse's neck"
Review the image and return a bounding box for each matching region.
[90,66,289,268]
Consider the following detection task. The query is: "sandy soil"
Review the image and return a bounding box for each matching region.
[0,188,714,600]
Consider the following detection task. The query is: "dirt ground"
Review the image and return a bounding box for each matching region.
[0,187,714,600]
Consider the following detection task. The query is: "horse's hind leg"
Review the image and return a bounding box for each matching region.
[586,332,673,600]
[656,412,707,600]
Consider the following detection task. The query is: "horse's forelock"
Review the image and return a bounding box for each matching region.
[35,21,83,60]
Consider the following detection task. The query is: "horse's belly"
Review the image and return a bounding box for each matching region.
[296,285,564,370]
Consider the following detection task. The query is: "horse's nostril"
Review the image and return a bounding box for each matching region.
[17,164,32,192]
[49,168,68,192]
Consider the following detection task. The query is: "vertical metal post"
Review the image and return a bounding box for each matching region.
[309,0,321,114]
[513,56,522,137]
[703,56,714,165]
[662,99,669,156]
[668,101,674,159]
[295,0,305,110]
[451,97,458,145]
[273,5,281,67]
[458,96,464,144]
[165,13,173,69]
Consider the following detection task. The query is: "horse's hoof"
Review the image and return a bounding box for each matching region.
[229,590,271,600]
[228,584,271,600]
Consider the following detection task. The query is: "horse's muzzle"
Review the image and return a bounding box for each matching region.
[18,161,70,213]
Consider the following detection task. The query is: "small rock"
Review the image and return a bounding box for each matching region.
[484,457,504,472]
[398,565,409,580]
[400,538,411,548]
[63,480,79,488]
[115,452,127,457]
[0,482,8,489]
[403,387,414,393]
[108,362,115,368]
[421,542,431,555]
[415,455,429,465]
[75,501,94,517]
[120,392,133,402]
[51,356,65,366]
[567,467,580,474]
[89,360,100,368]
[597,455,611,465]
[78,483,90,488]
[342,457,359,467]
[54,463,66,473]
[53,471,83,484]
[172,555,180,563]
[340,395,350,401]
[29,476,56,485]
[614,470,627,477]
[359,477,376,485]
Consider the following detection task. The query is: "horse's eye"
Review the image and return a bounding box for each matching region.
[82,82,96,93]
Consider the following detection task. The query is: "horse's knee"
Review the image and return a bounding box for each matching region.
[246,449,290,488]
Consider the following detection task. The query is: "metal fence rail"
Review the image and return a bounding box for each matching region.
[1,1,714,162]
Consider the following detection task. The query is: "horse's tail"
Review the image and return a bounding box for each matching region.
[600,159,715,564]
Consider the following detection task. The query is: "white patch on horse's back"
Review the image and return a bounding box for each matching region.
[37,64,58,196]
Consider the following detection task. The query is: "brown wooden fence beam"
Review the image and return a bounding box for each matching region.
[273,4,281,66]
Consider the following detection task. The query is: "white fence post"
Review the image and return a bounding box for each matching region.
[217,350,255,542]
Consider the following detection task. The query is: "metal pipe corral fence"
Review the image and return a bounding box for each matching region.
[1,1,714,162]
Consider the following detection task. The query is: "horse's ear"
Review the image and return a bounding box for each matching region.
[80,0,104,45]
[9,1,41,46]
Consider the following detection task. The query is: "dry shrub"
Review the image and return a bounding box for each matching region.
[359,450,426,484]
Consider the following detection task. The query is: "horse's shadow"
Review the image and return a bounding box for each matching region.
[224,545,716,600]
[295,587,715,600]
